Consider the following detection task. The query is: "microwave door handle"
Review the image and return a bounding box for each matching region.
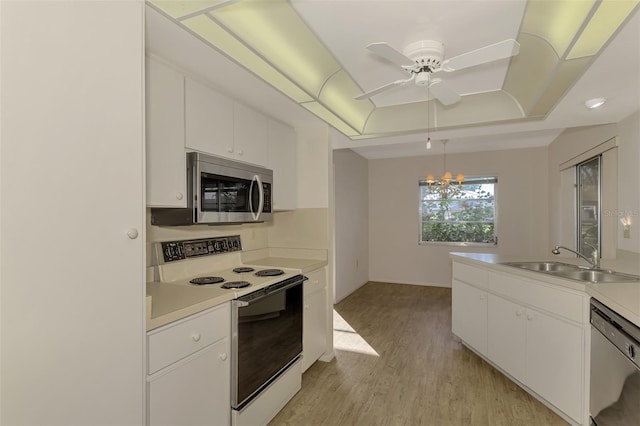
[248,175,264,221]
[253,175,264,221]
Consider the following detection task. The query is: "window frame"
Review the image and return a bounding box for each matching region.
[418,176,498,246]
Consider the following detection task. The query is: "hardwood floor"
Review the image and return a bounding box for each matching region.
[269,282,569,426]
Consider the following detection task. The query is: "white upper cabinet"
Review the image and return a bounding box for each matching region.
[184,77,268,167]
[268,119,297,210]
[184,77,234,158]
[146,56,187,208]
[234,102,268,166]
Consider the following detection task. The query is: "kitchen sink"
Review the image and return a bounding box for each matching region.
[550,269,640,283]
[501,261,579,272]
[500,262,640,283]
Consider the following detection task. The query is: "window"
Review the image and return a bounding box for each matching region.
[419,177,497,245]
[576,156,600,258]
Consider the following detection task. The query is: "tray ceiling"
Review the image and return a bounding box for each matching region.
[146,0,640,157]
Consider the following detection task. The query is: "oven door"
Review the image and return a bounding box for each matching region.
[231,275,304,410]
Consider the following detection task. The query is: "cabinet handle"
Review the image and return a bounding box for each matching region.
[515,310,524,317]
[126,228,139,239]
[304,304,310,309]
[176,192,183,200]
[527,314,535,321]
[219,353,228,361]
[227,147,234,153]
[237,149,244,156]
[191,333,201,342]
[479,294,487,300]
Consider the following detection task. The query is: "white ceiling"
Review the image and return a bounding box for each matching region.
[291,0,526,108]
[146,1,640,159]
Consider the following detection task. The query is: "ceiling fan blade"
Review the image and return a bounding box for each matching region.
[428,79,461,106]
[366,42,415,67]
[354,76,414,100]
[440,39,520,72]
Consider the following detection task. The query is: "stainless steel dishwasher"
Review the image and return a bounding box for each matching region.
[590,298,640,425]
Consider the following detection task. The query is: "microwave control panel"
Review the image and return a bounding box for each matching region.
[159,235,242,263]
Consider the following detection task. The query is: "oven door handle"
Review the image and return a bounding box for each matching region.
[236,276,306,305]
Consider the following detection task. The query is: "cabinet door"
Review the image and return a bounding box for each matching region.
[302,268,327,372]
[452,280,488,356]
[146,57,187,207]
[184,77,234,157]
[487,295,526,383]
[148,338,230,426]
[268,119,297,210]
[526,309,583,423]
[233,102,268,166]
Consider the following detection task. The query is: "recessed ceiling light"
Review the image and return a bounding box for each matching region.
[585,98,606,109]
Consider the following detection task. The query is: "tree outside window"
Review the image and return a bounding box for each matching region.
[419,177,497,244]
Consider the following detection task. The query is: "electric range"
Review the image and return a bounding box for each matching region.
[153,235,302,298]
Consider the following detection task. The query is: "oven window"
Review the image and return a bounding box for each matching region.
[236,283,302,407]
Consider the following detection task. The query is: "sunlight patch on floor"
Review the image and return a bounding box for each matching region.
[333,310,379,357]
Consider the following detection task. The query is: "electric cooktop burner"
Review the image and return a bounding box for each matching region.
[222,281,251,289]
[189,276,225,285]
[233,267,255,273]
[255,269,285,277]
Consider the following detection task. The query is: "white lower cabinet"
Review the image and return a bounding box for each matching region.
[302,267,327,372]
[452,261,589,426]
[526,306,583,423]
[487,295,526,383]
[148,339,230,426]
[147,303,231,426]
[488,293,583,422]
[452,279,488,357]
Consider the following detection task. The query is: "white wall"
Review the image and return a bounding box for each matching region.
[368,147,549,287]
[616,110,640,253]
[296,125,330,208]
[547,113,640,257]
[1,1,145,424]
[333,149,369,302]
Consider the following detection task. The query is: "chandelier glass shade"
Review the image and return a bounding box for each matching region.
[426,140,464,199]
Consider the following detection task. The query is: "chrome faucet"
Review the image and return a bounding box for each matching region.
[552,245,600,269]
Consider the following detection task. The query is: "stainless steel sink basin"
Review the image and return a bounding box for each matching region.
[501,262,580,272]
[500,262,640,283]
[549,269,640,283]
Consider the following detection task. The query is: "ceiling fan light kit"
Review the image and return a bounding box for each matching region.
[355,38,521,108]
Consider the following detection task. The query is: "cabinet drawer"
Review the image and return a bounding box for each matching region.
[148,303,230,374]
[489,272,583,323]
[304,268,327,296]
[452,262,489,289]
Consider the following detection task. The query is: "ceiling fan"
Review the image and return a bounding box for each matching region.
[355,38,520,106]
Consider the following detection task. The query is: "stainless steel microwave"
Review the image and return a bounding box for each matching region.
[151,152,273,226]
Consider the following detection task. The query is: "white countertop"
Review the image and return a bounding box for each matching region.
[244,256,327,274]
[451,252,640,328]
[146,257,327,331]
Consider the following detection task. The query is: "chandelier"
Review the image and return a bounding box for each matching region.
[426,140,465,199]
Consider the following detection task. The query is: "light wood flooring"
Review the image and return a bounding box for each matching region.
[269,282,569,426]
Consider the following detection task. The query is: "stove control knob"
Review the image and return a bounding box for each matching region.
[191,333,201,342]
[219,353,228,361]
